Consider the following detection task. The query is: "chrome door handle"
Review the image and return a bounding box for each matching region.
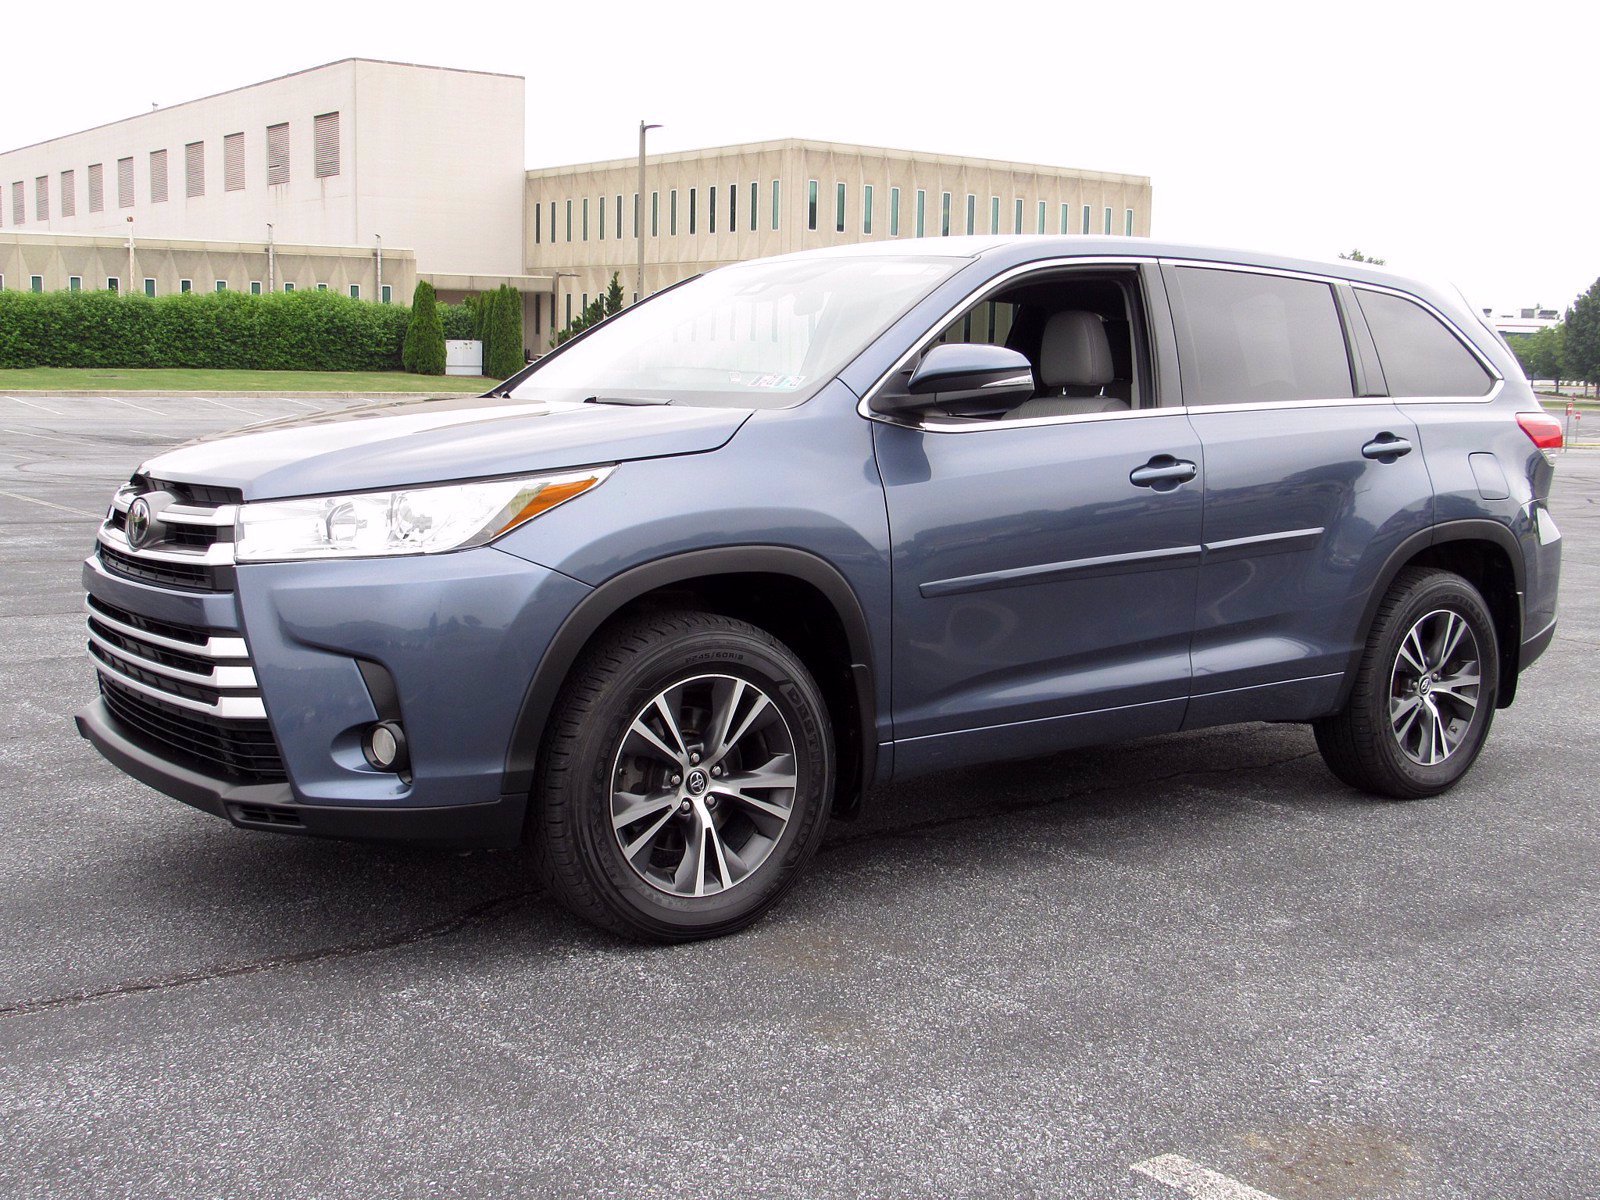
[1130,456,1199,489]
[1362,433,1413,461]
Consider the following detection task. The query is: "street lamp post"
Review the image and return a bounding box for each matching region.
[636,121,661,306]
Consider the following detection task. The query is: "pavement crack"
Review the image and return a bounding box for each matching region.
[0,889,540,1019]
[822,749,1322,851]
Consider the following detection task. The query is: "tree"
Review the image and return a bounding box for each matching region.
[1510,323,1565,390]
[1338,248,1387,265]
[485,285,525,378]
[551,272,627,347]
[401,280,445,375]
[1564,278,1600,395]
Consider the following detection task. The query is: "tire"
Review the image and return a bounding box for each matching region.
[532,608,834,942]
[1314,567,1499,799]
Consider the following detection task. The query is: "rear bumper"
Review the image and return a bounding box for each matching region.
[77,697,527,847]
[1520,617,1556,672]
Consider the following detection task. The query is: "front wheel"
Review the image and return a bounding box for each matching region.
[532,609,834,942]
[1314,567,1499,799]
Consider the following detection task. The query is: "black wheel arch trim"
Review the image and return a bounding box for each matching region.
[1336,518,1527,711]
[503,545,880,808]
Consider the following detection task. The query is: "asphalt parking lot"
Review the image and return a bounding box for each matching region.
[1,394,1596,1199]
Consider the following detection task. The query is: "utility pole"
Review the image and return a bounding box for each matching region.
[636,121,661,306]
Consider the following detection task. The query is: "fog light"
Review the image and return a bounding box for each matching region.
[364,720,409,772]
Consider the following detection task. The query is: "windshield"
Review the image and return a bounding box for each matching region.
[511,255,963,408]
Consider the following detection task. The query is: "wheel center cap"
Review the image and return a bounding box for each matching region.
[1418,676,1433,696]
[685,769,708,795]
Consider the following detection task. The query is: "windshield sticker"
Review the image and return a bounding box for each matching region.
[744,373,806,390]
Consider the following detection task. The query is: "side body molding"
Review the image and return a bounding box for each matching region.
[501,545,880,804]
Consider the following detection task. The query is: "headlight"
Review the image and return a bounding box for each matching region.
[234,467,613,562]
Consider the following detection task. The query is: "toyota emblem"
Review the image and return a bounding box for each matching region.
[126,497,153,548]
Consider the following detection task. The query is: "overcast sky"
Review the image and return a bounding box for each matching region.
[5,1,1595,313]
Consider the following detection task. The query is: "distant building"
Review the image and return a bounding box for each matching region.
[1,59,1154,353]
[1484,304,1562,338]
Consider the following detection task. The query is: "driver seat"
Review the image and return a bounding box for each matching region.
[1002,310,1130,420]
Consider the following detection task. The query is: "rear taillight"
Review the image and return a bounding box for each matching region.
[1517,411,1564,457]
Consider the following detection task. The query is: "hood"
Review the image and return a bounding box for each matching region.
[139,395,754,499]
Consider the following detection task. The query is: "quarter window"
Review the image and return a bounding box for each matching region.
[1355,289,1493,397]
[1169,267,1355,406]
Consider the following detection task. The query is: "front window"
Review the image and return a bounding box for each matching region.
[511,255,962,410]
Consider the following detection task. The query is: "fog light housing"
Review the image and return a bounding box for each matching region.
[363,720,409,773]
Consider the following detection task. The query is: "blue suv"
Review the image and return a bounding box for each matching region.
[77,238,1563,941]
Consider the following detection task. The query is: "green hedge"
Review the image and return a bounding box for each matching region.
[0,289,477,371]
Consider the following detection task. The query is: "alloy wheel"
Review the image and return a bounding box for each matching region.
[1388,608,1482,767]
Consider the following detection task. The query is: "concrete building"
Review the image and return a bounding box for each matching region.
[1484,304,1562,339]
[2,58,1154,355]
[526,138,1152,335]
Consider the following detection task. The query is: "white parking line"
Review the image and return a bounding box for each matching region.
[1130,1155,1281,1200]
[0,490,102,519]
[109,397,170,416]
[1,395,65,416]
[0,426,88,446]
[197,397,266,417]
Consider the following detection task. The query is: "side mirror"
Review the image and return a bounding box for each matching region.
[871,343,1035,416]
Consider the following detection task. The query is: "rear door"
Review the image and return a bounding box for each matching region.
[1161,262,1435,726]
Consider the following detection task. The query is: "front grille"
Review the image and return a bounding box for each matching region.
[99,676,285,781]
[98,543,226,591]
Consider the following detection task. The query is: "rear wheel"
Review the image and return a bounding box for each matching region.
[533,609,834,941]
[1314,567,1499,799]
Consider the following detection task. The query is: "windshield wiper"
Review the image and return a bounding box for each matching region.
[583,395,673,407]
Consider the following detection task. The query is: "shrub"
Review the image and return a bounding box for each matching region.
[440,302,475,341]
[486,285,525,379]
[0,288,410,371]
[401,281,445,375]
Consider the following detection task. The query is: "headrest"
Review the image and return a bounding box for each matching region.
[1040,310,1114,388]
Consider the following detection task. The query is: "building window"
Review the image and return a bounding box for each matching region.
[940,192,951,236]
[582,196,589,240]
[216,280,227,292]
[251,281,262,295]
[534,203,541,244]
[314,112,340,178]
[632,191,639,238]
[915,189,925,237]
[31,275,44,293]
[117,158,134,208]
[750,181,757,232]
[35,175,48,222]
[1037,201,1046,234]
[771,179,780,230]
[349,283,360,299]
[689,187,697,235]
[149,150,168,204]
[599,193,606,240]
[651,190,659,236]
[185,142,204,198]
[728,183,736,233]
[224,133,245,192]
[1060,203,1070,233]
[88,163,104,213]
[266,122,290,185]
[807,180,818,231]
[60,170,75,217]
[565,293,572,325]
[381,284,392,304]
[1013,198,1023,233]
[965,193,975,236]
[889,186,900,237]
[106,277,118,293]
[180,279,192,294]
[1104,206,1113,234]
[284,282,294,293]
[670,189,678,235]
[863,184,873,235]
[69,276,82,292]
[708,184,716,234]
[1082,204,1092,234]
[144,278,156,297]
[1125,208,1135,236]
[990,196,1000,234]
[548,202,555,243]
[316,283,327,292]
[565,198,573,241]
[835,182,845,233]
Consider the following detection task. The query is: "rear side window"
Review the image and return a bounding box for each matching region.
[1169,267,1354,405]
[1354,289,1493,397]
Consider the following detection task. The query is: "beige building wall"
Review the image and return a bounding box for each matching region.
[0,59,525,277]
[1,231,416,303]
[525,138,1153,334]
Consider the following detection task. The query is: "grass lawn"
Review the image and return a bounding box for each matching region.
[0,368,498,393]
